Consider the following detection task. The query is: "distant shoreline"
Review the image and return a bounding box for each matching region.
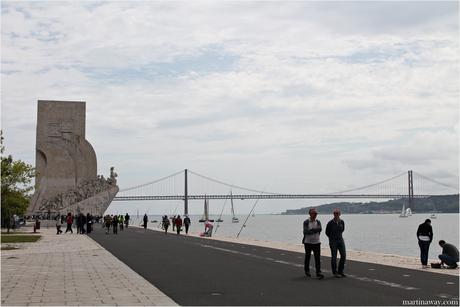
[281,194,459,215]
[280,212,460,215]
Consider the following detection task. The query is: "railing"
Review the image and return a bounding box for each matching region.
[114,194,434,201]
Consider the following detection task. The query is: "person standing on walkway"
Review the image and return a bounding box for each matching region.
[184,215,191,234]
[105,215,112,234]
[325,209,346,278]
[81,213,87,234]
[65,212,73,233]
[119,214,124,231]
[56,216,63,234]
[416,219,433,267]
[438,240,459,269]
[112,215,119,234]
[171,216,176,232]
[86,213,92,234]
[175,215,183,235]
[125,213,130,228]
[302,208,324,279]
[162,215,170,234]
[143,214,148,230]
[76,213,82,234]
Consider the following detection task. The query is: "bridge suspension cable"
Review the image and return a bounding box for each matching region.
[412,171,459,191]
[188,170,280,195]
[119,170,184,193]
[328,172,407,195]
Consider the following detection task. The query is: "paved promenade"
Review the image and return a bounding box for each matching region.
[91,226,459,306]
[1,226,177,306]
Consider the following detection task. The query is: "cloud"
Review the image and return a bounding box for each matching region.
[1,1,458,213]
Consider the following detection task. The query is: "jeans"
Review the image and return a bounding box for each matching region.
[418,240,430,265]
[439,254,458,267]
[304,243,321,274]
[65,223,73,233]
[330,239,346,274]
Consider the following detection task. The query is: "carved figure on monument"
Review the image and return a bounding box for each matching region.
[28,100,118,216]
[108,166,118,185]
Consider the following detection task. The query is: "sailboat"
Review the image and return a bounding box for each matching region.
[199,196,214,222]
[430,202,437,219]
[399,203,409,218]
[230,191,239,223]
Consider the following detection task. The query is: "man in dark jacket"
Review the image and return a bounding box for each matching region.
[325,209,346,277]
[143,214,148,230]
[175,215,183,235]
[416,219,433,267]
[184,215,191,234]
[438,240,459,269]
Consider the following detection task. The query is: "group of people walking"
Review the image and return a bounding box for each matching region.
[57,208,459,273]
[56,212,95,235]
[104,213,130,234]
[302,208,347,279]
[160,215,191,235]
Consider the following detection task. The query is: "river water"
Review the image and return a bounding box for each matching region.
[130,213,459,260]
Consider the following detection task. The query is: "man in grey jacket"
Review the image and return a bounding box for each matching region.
[302,208,324,279]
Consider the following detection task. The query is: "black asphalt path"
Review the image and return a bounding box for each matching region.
[89,227,459,306]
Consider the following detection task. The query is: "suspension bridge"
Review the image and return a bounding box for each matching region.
[113,169,458,215]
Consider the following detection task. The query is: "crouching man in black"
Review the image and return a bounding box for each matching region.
[438,240,459,269]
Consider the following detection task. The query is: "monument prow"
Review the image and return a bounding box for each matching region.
[28,100,118,216]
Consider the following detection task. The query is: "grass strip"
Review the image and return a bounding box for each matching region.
[1,235,41,243]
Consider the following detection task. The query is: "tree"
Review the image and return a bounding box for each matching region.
[1,131,35,232]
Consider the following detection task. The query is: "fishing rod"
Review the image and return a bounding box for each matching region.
[236,189,265,238]
[214,191,231,235]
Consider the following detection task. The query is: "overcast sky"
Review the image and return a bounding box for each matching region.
[1,1,459,214]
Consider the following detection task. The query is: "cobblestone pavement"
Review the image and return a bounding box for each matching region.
[1,226,177,306]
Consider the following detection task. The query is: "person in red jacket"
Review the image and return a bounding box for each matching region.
[65,212,73,233]
[175,215,183,235]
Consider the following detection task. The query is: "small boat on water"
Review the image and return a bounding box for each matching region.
[230,191,239,223]
[399,204,412,218]
[430,203,437,219]
[199,196,214,222]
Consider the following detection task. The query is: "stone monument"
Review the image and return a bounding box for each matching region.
[27,100,118,216]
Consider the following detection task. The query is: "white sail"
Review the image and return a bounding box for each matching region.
[406,207,412,216]
[200,196,207,221]
[399,203,408,218]
[231,190,239,223]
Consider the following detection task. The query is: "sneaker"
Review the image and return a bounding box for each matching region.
[339,272,346,277]
[305,272,311,277]
[316,273,324,280]
[333,273,341,278]
[449,264,458,269]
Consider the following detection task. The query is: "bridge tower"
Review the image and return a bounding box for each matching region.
[408,170,414,212]
[184,169,188,215]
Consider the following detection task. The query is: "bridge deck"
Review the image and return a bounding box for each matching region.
[114,194,433,201]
